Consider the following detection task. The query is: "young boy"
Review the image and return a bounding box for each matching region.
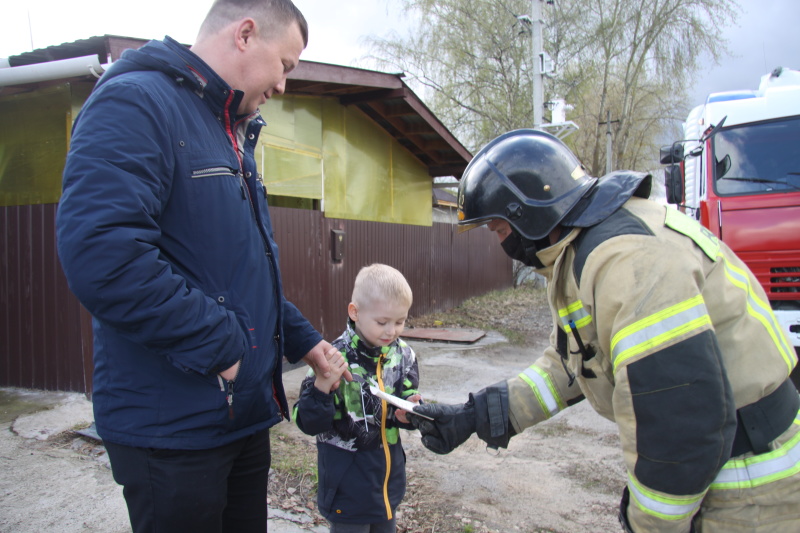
[294,264,421,533]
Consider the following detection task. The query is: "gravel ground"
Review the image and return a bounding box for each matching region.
[274,330,626,533]
[0,285,628,533]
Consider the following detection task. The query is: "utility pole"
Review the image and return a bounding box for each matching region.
[531,0,544,129]
[598,111,619,174]
[520,1,561,133]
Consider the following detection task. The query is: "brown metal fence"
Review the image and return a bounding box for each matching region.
[1,205,512,393]
[272,208,513,340]
[1,204,91,392]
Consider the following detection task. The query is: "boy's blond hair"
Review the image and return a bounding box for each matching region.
[351,264,412,309]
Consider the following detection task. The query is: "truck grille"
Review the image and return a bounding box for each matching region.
[771,267,800,293]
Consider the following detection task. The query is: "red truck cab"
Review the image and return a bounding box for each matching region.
[663,68,800,387]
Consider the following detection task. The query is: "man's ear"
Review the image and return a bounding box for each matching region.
[347,302,358,322]
[235,18,257,50]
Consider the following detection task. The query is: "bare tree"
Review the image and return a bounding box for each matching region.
[365,0,540,151]
[366,0,738,173]
[552,0,738,173]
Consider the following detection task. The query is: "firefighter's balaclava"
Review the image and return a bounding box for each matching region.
[499,230,549,269]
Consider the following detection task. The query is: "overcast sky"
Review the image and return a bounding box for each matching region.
[0,1,406,70]
[1,0,796,114]
[689,0,799,103]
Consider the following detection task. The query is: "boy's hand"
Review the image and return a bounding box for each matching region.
[303,340,353,390]
[314,346,349,394]
[396,394,422,424]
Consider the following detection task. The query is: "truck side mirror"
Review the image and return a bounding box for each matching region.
[660,143,684,164]
[664,164,684,205]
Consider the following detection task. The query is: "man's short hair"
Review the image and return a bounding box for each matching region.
[352,264,413,309]
[199,0,308,47]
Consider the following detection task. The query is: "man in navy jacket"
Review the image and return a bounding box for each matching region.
[56,1,346,531]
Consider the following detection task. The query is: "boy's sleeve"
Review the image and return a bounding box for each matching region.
[395,345,421,430]
[293,374,337,436]
[400,346,421,399]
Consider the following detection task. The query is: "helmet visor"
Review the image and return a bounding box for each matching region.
[456,220,487,234]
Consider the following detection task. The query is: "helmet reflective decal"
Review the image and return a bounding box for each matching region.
[571,166,587,180]
[456,129,596,240]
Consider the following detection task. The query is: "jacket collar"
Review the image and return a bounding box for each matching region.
[160,36,247,119]
[343,319,393,362]
[535,227,582,278]
[108,36,259,124]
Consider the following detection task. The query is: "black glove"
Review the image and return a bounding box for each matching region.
[410,400,476,454]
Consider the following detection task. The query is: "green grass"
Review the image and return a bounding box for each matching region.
[269,429,319,496]
[271,443,317,479]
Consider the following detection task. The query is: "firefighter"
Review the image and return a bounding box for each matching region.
[411,129,800,532]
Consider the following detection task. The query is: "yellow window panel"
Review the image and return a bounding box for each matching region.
[0,84,71,206]
[322,100,432,226]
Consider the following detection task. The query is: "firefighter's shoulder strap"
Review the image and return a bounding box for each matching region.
[664,207,721,261]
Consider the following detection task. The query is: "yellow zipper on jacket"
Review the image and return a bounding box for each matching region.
[376,355,393,520]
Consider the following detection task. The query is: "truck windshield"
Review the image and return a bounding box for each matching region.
[712,115,800,196]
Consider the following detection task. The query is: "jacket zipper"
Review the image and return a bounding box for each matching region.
[376,355,393,521]
[239,171,285,420]
[216,361,242,420]
[191,167,236,178]
[222,92,243,169]
[223,99,285,420]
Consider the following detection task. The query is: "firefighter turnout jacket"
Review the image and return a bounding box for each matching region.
[505,194,800,532]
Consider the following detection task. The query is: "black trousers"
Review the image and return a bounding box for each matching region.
[104,428,271,533]
[328,518,397,533]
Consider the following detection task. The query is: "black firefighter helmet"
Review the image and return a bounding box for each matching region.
[457,129,597,240]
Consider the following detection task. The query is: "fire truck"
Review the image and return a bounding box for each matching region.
[660,67,800,387]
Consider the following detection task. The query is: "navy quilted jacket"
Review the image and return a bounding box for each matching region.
[56,37,321,449]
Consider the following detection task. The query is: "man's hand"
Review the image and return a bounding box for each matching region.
[410,400,477,454]
[302,340,353,390]
[219,361,240,381]
[314,346,349,393]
